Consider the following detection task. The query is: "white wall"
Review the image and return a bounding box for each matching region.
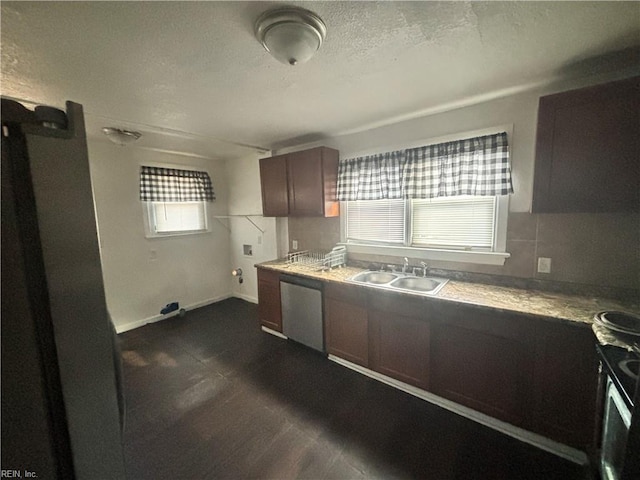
[88,141,233,332]
[225,154,278,303]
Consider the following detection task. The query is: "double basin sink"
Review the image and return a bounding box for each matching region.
[348,270,449,296]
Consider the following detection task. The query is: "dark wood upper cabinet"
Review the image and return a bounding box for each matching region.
[259,146,339,217]
[533,76,639,213]
[259,154,289,217]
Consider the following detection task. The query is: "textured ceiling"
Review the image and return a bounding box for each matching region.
[2,1,639,159]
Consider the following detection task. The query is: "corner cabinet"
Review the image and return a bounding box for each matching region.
[259,146,340,217]
[533,76,640,213]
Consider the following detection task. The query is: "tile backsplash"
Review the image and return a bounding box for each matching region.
[288,212,640,290]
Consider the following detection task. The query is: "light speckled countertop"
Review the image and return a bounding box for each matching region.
[257,260,640,331]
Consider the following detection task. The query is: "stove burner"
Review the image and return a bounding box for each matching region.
[594,311,640,337]
[619,359,639,381]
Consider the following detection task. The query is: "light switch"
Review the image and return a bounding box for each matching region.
[537,257,551,274]
[292,240,298,250]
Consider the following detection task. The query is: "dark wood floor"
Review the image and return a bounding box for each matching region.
[120,298,589,480]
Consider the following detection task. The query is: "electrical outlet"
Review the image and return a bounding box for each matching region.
[537,257,551,274]
[292,240,298,250]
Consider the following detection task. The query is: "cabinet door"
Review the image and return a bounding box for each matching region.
[430,321,534,428]
[324,296,369,367]
[533,76,639,213]
[531,323,597,450]
[260,155,288,217]
[287,148,325,216]
[257,269,282,332]
[369,310,430,390]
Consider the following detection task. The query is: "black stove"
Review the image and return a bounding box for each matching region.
[597,344,639,410]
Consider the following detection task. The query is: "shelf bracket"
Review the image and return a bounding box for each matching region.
[211,215,265,234]
[244,216,265,234]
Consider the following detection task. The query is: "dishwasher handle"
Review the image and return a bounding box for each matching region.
[279,274,323,291]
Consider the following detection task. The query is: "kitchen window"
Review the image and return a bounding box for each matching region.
[338,131,512,265]
[139,165,215,238]
[145,201,208,236]
[344,195,501,248]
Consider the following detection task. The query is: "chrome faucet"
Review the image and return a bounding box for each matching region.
[420,261,429,277]
[403,257,409,273]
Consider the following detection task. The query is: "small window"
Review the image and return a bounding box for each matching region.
[146,201,208,236]
[139,165,215,238]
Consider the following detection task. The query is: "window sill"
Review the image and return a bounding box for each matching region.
[341,243,510,266]
[145,230,211,239]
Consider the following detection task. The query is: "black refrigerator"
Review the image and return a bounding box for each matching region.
[1,99,126,479]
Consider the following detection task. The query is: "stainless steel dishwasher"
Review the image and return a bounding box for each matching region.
[280,274,324,352]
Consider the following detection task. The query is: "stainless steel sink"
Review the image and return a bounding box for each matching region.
[389,276,446,294]
[350,271,398,284]
[348,270,448,296]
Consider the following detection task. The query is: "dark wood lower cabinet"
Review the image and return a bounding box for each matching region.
[325,297,369,367]
[430,322,534,427]
[257,271,597,451]
[257,268,282,332]
[369,310,430,390]
[532,323,598,449]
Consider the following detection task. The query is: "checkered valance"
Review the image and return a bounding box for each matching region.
[337,132,513,201]
[139,166,215,202]
[336,150,404,200]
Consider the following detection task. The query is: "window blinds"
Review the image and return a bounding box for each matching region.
[411,196,496,249]
[345,199,406,244]
[151,202,207,233]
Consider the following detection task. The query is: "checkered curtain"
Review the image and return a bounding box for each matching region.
[337,132,513,200]
[403,132,513,198]
[336,150,404,201]
[139,166,215,202]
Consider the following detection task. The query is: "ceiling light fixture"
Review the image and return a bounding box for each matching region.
[102,127,142,146]
[254,6,326,66]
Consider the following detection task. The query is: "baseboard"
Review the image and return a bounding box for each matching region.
[233,293,258,304]
[115,294,232,333]
[328,354,589,466]
[261,326,287,339]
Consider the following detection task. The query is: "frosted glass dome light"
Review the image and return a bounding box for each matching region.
[102,127,142,146]
[255,7,327,66]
